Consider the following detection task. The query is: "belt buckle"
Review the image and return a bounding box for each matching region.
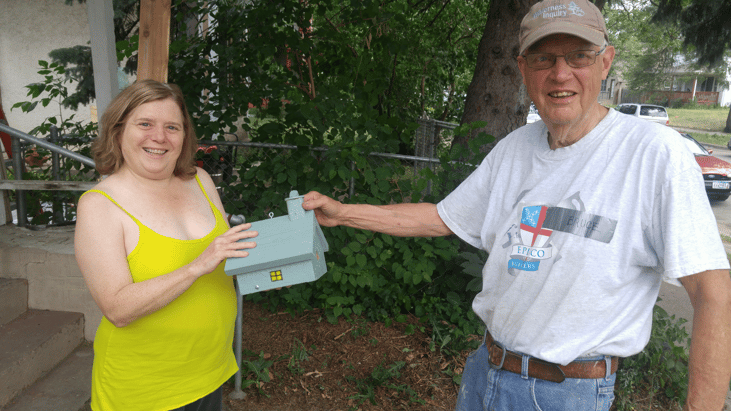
[489,341,507,370]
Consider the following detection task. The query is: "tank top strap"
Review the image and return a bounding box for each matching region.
[193,174,226,225]
[80,189,145,228]
[194,174,215,209]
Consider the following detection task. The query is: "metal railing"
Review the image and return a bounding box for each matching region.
[0,123,97,228]
[1,118,461,228]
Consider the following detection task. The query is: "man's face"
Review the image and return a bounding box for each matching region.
[518,34,615,134]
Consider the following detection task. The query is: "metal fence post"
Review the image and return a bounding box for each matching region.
[231,279,246,400]
[349,161,355,199]
[50,126,63,224]
[10,135,26,227]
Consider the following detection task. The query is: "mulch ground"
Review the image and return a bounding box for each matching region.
[222,300,469,411]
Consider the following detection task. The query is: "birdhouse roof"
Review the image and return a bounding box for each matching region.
[225,191,329,276]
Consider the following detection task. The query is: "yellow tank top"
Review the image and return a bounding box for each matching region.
[83,176,238,411]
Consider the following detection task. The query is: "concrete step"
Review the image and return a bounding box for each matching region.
[1,343,93,411]
[0,279,27,327]
[0,309,84,409]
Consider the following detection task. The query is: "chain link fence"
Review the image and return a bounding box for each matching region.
[193,119,464,210]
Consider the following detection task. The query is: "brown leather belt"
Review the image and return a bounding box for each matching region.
[485,331,618,383]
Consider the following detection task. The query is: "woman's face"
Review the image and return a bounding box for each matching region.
[118,98,185,180]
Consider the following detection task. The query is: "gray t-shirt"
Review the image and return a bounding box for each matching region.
[437,109,729,364]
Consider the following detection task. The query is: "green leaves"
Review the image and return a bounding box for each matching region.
[161,0,490,355]
[606,0,728,97]
[614,304,691,409]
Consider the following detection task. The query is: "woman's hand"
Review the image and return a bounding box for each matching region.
[189,223,258,277]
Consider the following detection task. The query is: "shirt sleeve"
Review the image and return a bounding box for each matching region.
[652,154,730,286]
[436,155,493,250]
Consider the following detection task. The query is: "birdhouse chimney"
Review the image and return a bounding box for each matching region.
[286,190,305,221]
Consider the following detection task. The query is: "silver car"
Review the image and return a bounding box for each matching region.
[527,104,541,124]
[616,103,670,126]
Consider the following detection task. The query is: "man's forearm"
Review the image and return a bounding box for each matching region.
[682,270,731,410]
[340,202,453,238]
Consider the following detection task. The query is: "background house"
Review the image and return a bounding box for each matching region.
[599,75,625,106]
[661,65,731,106]
[618,61,731,107]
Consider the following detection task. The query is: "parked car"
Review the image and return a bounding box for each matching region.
[616,103,670,126]
[680,132,731,201]
[526,104,541,124]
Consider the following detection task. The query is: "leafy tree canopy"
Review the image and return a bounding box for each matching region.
[55,0,486,127]
[653,0,731,67]
[606,0,728,98]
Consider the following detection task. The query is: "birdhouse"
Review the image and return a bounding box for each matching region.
[225,190,329,295]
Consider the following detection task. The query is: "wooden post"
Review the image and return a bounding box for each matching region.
[137,0,172,83]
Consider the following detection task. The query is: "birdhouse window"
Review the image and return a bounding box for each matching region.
[270,270,283,282]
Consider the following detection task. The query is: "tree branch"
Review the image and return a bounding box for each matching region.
[323,15,359,57]
[427,0,451,27]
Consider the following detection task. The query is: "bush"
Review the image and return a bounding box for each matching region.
[11,60,99,225]
[240,126,493,355]
[670,98,686,109]
[614,305,690,410]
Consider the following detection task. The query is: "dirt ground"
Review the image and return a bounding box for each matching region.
[221,300,471,411]
[221,301,688,411]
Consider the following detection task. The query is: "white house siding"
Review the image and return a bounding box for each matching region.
[722,63,731,107]
[0,0,91,138]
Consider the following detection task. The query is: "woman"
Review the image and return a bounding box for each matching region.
[74,79,257,410]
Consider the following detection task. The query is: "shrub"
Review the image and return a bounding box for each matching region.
[614,305,690,410]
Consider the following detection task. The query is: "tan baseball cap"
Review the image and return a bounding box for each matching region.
[519,0,609,55]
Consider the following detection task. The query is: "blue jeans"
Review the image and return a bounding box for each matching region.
[455,343,616,411]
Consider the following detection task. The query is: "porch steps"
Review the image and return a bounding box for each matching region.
[0,278,90,411]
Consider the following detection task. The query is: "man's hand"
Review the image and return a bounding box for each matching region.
[301,190,452,238]
[302,191,344,227]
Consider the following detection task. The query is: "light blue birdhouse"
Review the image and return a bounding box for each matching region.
[224,190,329,295]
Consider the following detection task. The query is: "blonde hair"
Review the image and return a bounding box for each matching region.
[93,79,197,178]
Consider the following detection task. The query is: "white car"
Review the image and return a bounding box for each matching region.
[615,103,670,126]
[527,104,541,124]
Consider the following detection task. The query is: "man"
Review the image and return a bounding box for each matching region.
[302,0,731,409]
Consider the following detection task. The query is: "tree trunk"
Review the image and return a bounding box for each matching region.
[726,105,731,133]
[455,0,537,151]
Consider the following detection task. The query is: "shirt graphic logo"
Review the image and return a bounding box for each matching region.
[503,196,617,275]
[508,206,555,272]
[520,206,553,247]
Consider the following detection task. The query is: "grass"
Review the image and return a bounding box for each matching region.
[689,132,728,146]
[654,106,730,147]
[667,107,729,132]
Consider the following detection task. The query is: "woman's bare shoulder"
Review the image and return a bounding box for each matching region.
[77,176,127,223]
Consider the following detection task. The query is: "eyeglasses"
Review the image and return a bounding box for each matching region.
[523,45,607,70]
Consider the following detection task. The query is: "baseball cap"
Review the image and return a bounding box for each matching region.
[519,0,609,55]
